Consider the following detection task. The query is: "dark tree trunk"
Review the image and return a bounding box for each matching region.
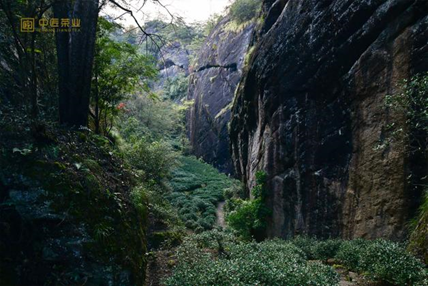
[54,0,99,127]
[30,30,38,118]
[94,75,100,134]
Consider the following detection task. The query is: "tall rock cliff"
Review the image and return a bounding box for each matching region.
[187,16,255,174]
[230,0,427,239]
[154,41,190,95]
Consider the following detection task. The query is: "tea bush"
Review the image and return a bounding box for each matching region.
[358,240,427,285]
[165,236,339,286]
[168,156,240,231]
[334,239,370,270]
[313,239,342,261]
[290,237,427,285]
[290,236,318,259]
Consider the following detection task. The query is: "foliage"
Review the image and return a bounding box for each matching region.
[380,73,428,265]
[165,233,340,286]
[137,19,207,58]
[226,171,270,240]
[313,239,343,261]
[229,0,261,24]
[90,17,158,134]
[116,89,189,185]
[118,94,188,146]
[163,73,189,101]
[409,190,428,264]
[122,136,178,184]
[383,72,428,149]
[291,237,343,261]
[203,13,223,36]
[0,1,58,118]
[290,236,318,259]
[0,118,149,284]
[358,240,427,285]
[130,185,149,216]
[167,156,240,231]
[290,237,427,285]
[334,239,370,270]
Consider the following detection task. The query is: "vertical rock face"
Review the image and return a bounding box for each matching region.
[187,16,255,174]
[230,0,427,239]
[153,42,190,94]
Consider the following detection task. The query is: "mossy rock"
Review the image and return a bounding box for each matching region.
[1,129,148,285]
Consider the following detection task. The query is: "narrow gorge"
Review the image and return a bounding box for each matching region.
[0,0,426,285]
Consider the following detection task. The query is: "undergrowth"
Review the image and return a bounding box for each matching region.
[164,230,339,286]
[167,156,240,232]
[291,236,427,285]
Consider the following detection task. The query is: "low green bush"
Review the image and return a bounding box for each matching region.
[359,240,427,285]
[226,171,270,240]
[313,239,342,261]
[122,136,178,183]
[291,237,342,261]
[290,236,317,259]
[335,239,370,270]
[291,237,427,285]
[168,156,240,231]
[165,236,339,286]
[409,190,428,264]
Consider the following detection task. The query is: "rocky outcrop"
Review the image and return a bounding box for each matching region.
[153,42,190,94]
[230,0,427,239]
[187,16,255,174]
[0,119,148,285]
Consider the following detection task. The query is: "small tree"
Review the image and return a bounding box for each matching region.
[90,18,158,135]
[226,171,270,241]
[229,0,261,24]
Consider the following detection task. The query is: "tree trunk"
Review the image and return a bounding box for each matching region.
[30,30,38,118]
[94,75,100,134]
[54,0,99,127]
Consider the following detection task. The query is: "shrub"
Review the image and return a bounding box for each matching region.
[359,240,427,285]
[229,0,261,24]
[313,239,343,261]
[335,239,370,270]
[291,237,342,261]
[122,137,178,183]
[165,237,339,286]
[168,156,240,231]
[163,74,189,101]
[409,190,428,264]
[226,171,270,240]
[190,229,239,249]
[130,186,148,217]
[226,198,269,240]
[291,236,318,259]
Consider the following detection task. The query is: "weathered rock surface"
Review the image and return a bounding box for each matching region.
[0,121,148,285]
[153,41,190,93]
[230,0,427,239]
[187,16,255,174]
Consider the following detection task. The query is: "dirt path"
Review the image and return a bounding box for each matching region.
[216,201,226,228]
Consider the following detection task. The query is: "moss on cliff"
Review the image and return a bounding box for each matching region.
[0,118,148,285]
